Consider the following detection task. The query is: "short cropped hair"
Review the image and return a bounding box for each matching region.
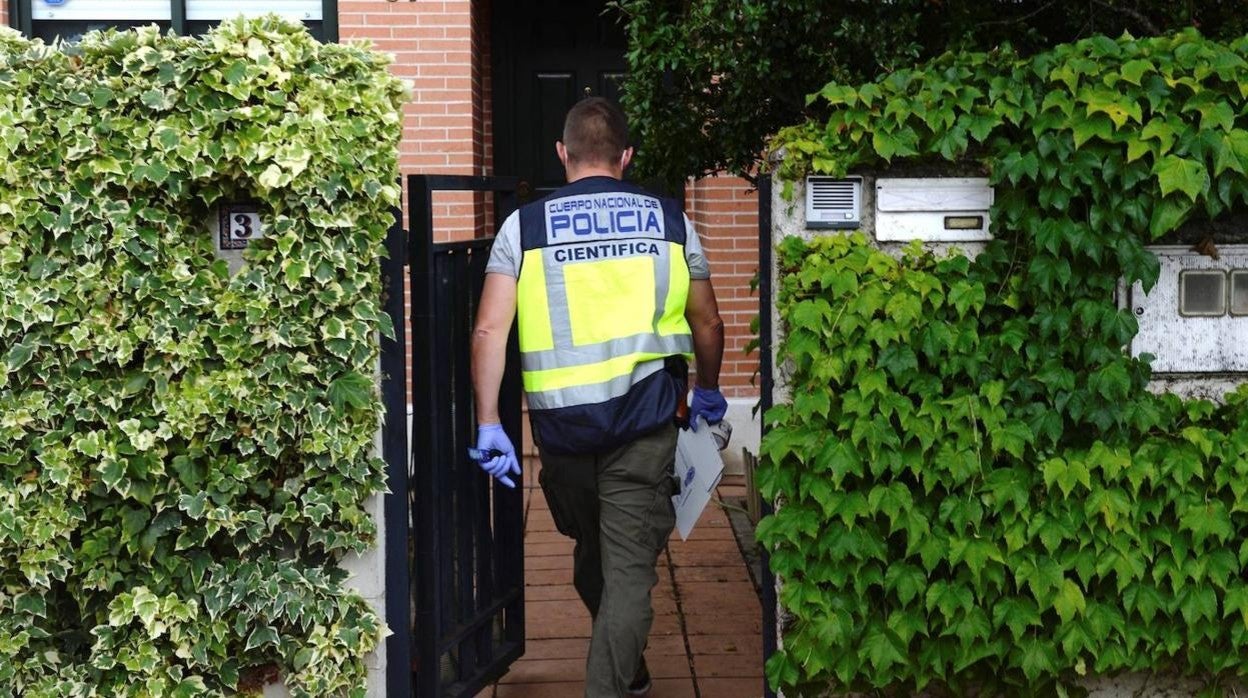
[561,97,629,167]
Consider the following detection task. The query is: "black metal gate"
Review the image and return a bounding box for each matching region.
[382,174,525,697]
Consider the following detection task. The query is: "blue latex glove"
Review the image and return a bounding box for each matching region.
[688,385,727,431]
[474,423,520,488]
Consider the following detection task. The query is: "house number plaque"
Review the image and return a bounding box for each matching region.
[218,203,263,250]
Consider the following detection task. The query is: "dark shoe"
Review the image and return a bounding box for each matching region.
[626,658,652,696]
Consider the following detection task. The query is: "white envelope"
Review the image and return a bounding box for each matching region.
[671,417,725,541]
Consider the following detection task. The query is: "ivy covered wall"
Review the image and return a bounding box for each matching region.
[761,31,1248,696]
[0,18,404,696]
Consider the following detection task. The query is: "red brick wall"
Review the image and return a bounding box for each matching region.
[339,1,493,408]
[685,176,761,398]
[339,0,490,242]
[1,5,7,28]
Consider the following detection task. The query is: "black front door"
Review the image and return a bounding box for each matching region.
[493,0,629,200]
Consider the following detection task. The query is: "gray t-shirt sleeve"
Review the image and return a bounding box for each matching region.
[485,211,523,277]
[683,215,711,280]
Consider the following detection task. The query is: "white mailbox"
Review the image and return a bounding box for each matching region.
[875,177,993,242]
[1130,246,1248,373]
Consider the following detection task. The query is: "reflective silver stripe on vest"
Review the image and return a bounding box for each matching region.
[652,244,671,326]
[520,332,692,372]
[526,358,668,411]
[544,250,575,351]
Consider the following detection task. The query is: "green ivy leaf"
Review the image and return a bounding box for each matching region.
[1018,637,1057,681]
[990,422,1032,459]
[1153,154,1209,202]
[327,371,375,414]
[245,625,280,652]
[993,597,1041,640]
[4,339,36,372]
[884,564,926,606]
[872,128,920,161]
[1053,578,1088,623]
[1180,501,1233,546]
[1119,58,1153,85]
[1149,195,1192,237]
[862,625,907,672]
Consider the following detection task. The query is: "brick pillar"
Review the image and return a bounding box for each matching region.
[686,175,762,473]
[339,0,491,242]
[340,0,494,407]
[685,175,761,399]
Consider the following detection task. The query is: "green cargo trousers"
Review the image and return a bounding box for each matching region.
[538,423,679,698]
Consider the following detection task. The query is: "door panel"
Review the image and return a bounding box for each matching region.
[599,71,626,106]
[535,73,577,190]
[494,0,630,200]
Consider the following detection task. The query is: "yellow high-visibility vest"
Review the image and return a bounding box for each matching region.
[514,176,694,455]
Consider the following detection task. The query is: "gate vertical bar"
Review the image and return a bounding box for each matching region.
[382,206,413,698]
[171,0,186,36]
[468,247,496,667]
[432,252,458,685]
[758,175,778,698]
[16,0,32,36]
[449,250,479,679]
[410,174,442,698]
[496,274,525,653]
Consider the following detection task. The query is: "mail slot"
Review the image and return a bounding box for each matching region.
[875,177,994,242]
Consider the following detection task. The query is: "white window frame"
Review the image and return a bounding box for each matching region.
[11,0,337,41]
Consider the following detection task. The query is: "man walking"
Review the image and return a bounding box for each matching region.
[469,97,726,697]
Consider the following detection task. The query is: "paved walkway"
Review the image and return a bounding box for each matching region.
[476,458,765,698]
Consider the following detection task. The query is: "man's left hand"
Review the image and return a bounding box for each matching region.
[689,386,727,431]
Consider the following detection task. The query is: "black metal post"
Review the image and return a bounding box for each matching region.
[381,206,412,698]
[758,175,778,698]
[321,0,338,42]
[171,0,185,36]
[17,0,32,36]
[409,174,442,698]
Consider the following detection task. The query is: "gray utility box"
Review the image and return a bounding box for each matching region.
[1129,245,1248,374]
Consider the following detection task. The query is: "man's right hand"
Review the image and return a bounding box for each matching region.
[475,423,521,488]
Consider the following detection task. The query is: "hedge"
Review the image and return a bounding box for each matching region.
[0,17,404,697]
[763,31,1248,696]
